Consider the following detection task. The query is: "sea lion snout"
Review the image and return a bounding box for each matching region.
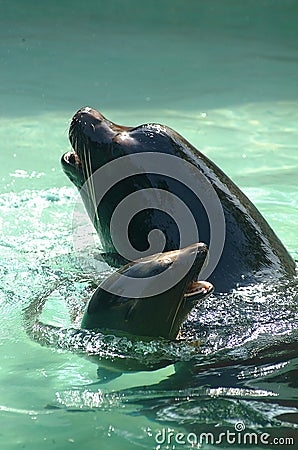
[70,106,131,149]
[72,106,105,125]
[69,106,112,147]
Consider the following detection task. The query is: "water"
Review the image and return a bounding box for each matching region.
[0,0,297,449]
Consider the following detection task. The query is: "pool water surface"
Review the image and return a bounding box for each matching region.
[0,1,297,449]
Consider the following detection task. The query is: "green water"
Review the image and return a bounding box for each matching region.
[1,1,298,449]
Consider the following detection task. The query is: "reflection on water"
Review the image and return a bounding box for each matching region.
[0,187,297,448]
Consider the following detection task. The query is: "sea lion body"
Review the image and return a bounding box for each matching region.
[62,107,295,293]
[24,243,213,378]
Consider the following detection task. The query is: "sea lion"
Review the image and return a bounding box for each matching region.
[81,242,213,340]
[61,107,295,292]
[24,243,213,378]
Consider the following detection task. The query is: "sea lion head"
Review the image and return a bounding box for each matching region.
[61,107,141,242]
[61,107,207,263]
[81,242,213,340]
[61,106,133,184]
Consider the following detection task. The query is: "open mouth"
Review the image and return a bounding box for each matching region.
[63,150,81,167]
[185,280,213,299]
[168,256,214,338]
[62,126,101,224]
[64,112,88,169]
[185,251,212,298]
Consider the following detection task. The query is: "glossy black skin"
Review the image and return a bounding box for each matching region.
[81,243,213,340]
[62,107,295,293]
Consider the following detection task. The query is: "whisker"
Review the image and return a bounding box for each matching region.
[70,129,101,232]
[82,144,99,228]
[87,149,100,225]
[168,297,185,338]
